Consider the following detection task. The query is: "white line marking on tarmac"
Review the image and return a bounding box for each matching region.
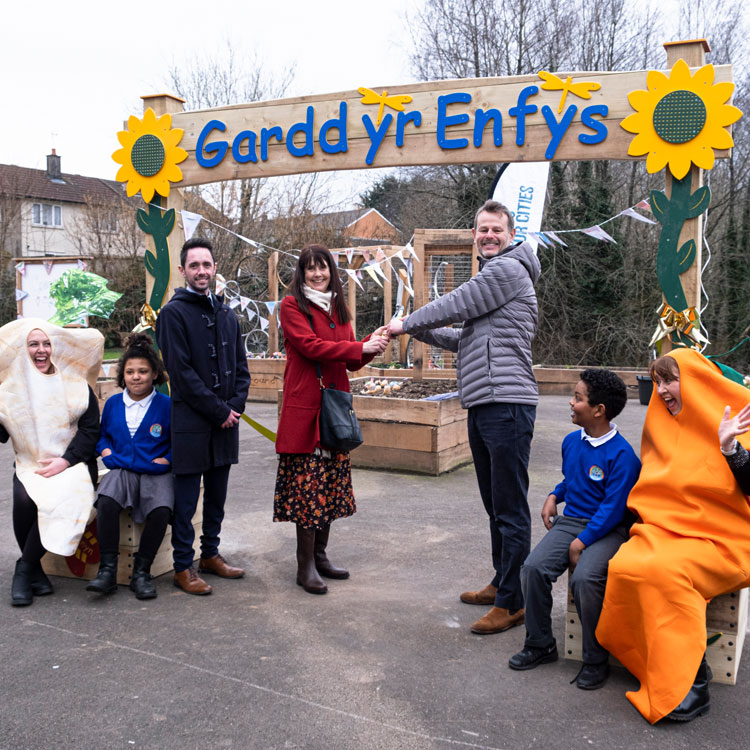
[26,619,502,750]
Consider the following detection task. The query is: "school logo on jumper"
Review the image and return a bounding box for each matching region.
[150,423,162,438]
[589,465,604,481]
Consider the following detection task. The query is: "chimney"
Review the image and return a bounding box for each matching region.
[46,149,61,180]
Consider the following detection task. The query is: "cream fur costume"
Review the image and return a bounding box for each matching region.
[0,319,103,556]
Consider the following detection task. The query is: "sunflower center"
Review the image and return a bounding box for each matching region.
[131,134,165,177]
[653,90,706,144]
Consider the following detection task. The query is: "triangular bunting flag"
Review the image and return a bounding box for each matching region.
[265,301,277,316]
[405,243,420,262]
[181,210,203,241]
[43,261,53,275]
[258,316,269,331]
[237,235,259,248]
[77,259,88,271]
[247,309,257,321]
[228,297,240,309]
[621,207,657,225]
[15,288,28,301]
[14,262,25,275]
[545,231,567,247]
[581,226,616,243]
[636,199,651,211]
[364,266,383,288]
[239,296,251,312]
[345,269,364,291]
[215,273,227,295]
[345,248,354,264]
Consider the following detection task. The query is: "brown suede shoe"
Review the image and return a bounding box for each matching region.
[174,568,212,595]
[460,583,498,605]
[198,554,245,579]
[470,606,525,634]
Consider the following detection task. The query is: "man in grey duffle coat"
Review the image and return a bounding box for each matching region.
[389,200,540,634]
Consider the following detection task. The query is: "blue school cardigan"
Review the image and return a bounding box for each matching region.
[97,392,172,475]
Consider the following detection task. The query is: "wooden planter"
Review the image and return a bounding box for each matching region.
[247,358,287,402]
[533,366,648,397]
[278,377,471,476]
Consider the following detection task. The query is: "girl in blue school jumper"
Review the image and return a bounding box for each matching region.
[87,333,173,600]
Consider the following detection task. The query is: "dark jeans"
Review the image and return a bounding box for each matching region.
[520,515,629,664]
[467,402,536,611]
[172,465,231,572]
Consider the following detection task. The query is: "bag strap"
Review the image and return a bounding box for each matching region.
[306,314,326,390]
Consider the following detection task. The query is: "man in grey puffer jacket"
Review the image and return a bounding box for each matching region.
[390,200,540,635]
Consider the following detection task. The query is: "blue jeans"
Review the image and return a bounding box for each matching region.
[467,402,536,611]
[172,465,231,572]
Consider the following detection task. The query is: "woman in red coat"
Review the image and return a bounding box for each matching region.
[274,244,388,594]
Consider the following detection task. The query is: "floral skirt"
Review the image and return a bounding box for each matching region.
[273,452,356,529]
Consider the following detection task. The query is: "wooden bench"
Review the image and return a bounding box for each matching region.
[564,583,748,685]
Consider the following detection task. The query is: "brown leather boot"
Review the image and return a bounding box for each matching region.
[460,583,497,605]
[296,525,327,595]
[198,554,244,579]
[173,567,212,595]
[314,524,349,579]
[470,606,525,634]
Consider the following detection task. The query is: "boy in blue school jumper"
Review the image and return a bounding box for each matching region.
[509,369,640,689]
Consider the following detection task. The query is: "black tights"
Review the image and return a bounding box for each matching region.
[96,496,170,562]
[12,475,46,565]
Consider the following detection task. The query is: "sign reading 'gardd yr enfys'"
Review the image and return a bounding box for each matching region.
[150,66,735,187]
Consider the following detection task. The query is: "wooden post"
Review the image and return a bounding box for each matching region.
[267,251,279,354]
[412,230,426,380]
[661,39,711,352]
[382,247,393,362]
[141,94,186,305]
[347,253,365,339]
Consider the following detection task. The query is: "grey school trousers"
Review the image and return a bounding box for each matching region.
[520,515,630,665]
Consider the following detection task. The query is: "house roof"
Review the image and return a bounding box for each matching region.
[311,207,398,232]
[0,163,126,205]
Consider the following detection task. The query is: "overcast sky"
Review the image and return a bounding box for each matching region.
[2,0,417,206]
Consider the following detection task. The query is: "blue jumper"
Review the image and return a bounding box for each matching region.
[97,392,172,475]
[552,429,641,547]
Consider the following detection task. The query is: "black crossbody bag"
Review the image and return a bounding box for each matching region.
[307,315,363,452]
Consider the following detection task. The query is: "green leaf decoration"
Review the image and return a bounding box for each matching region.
[163,209,176,235]
[687,185,711,219]
[650,190,670,221]
[48,270,123,325]
[144,251,157,276]
[136,208,151,234]
[677,239,696,271]
[707,632,722,646]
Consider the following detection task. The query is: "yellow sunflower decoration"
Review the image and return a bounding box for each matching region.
[112,108,188,202]
[622,59,742,179]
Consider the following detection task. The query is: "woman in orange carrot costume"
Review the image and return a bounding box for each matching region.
[596,348,750,723]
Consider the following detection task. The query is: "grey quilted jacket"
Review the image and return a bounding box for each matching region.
[403,242,540,409]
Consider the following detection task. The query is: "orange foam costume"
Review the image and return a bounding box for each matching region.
[596,348,750,723]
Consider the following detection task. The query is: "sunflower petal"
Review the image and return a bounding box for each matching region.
[628,90,653,113]
[715,104,743,127]
[141,182,155,202]
[163,164,184,182]
[172,147,189,164]
[668,152,691,180]
[646,149,668,174]
[127,114,143,132]
[705,126,734,149]
[164,128,184,148]
[706,81,735,106]
[668,59,691,86]
[692,146,715,171]
[647,69,670,93]
[627,132,651,156]
[692,63,715,88]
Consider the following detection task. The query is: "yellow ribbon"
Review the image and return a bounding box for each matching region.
[240,413,277,443]
[649,302,709,348]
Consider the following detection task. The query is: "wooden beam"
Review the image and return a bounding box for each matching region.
[267,251,279,354]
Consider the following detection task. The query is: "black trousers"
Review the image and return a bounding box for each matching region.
[12,475,46,565]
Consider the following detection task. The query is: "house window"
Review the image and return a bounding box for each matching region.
[32,203,62,227]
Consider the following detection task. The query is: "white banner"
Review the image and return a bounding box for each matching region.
[490,162,550,253]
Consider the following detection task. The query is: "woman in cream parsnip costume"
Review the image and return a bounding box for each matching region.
[0,319,102,606]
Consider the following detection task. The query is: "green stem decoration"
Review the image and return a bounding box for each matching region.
[650,173,711,347]
[137,197,175,312]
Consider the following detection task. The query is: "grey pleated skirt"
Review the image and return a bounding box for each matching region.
[96,468,174,524]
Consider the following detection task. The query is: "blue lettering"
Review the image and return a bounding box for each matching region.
[541,104,578,159]
[286,106,315,157]
[437,92,471,149]
[231,130,258,164]
[260,126,283,161]
[473,108,503,147]
[579,104,609,145]
[320,102,348,154]
[196,119,228,168]
[362,113,393,165]
[508,86,539,146]
[396,110,421,147]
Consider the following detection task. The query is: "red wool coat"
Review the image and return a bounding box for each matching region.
[275,295,375,454]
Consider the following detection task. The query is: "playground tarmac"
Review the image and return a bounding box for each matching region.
[0,394,746,750]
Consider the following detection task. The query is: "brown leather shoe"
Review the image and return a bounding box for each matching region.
[470,606,525,634]
[198,554,244,579]
[460,583,498,605]
[173,568,212,595]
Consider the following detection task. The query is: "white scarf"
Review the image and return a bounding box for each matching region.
[302,284,333,313]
